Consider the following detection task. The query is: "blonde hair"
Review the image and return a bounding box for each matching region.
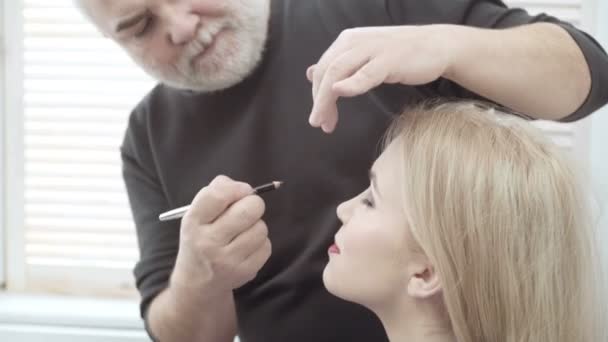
[385,101,606,342]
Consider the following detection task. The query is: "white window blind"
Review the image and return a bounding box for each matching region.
[11,0,155,297]
[1,0,7,288]
[5,0,591,297]
[505,0,591,156]
[508,0,584,25]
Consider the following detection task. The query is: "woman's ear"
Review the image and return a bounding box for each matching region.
[407,263,441,299]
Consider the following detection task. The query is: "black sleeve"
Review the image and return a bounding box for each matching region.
[386,0,608,122]
[120,103,179,340]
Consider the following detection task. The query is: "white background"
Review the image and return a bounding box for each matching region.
[1,1,607,341]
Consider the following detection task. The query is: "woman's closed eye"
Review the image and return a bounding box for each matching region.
[361,193,375,208]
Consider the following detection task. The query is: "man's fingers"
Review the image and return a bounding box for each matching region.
[332,58,387,98]
[210,195,266,244]
[185,175,252,224]
[224,220,268,262]
[309,48,370,131]
[236,239,272,284]
[310,29,357,100]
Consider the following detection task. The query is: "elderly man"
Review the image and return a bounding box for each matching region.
[77,0,608,341]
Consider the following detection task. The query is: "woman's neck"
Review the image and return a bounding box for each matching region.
[373,296,456,342]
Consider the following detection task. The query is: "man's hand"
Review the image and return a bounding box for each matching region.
[309,22,598,127]
[307,25,452,133]
[171,175,272,292]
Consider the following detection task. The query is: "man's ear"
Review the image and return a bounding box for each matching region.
[407,263,441,299]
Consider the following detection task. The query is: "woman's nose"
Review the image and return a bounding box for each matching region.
[336,197,357,224]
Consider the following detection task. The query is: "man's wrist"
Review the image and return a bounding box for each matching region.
[169,270,233,309]
[436,24,480,82]
[170,254,233,300]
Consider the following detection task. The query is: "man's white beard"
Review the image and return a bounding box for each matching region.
[142,0,270,93]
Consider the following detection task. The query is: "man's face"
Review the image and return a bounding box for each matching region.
[80,0,271,92]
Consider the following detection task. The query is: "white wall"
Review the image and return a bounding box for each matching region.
[590,1,608,263]
[0,0,6,288]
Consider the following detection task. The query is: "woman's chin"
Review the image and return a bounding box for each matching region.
[321,265,333,290]
[322,264,355,303]
[322,265,341,296]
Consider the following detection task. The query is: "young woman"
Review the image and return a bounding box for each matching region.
[323,101,606,342]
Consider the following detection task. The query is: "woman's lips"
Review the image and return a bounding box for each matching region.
[328,243,341,255]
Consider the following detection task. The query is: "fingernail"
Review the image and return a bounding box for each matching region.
[306,66,315,81]
[240,183,253,194]
[309,114,320,127]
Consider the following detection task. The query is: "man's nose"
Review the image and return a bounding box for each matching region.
[165,7,200,45]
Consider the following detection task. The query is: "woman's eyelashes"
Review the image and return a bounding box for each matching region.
[361,192,375,208]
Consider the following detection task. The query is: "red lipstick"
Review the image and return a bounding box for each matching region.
[328,243,341,254]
